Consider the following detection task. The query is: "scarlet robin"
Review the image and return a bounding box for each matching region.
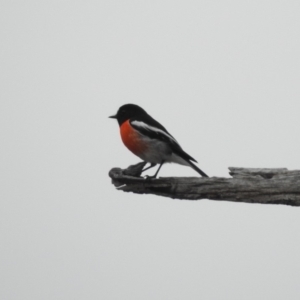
[109,104,208,178]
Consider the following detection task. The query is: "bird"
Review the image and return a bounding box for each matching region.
[109,104,208,178]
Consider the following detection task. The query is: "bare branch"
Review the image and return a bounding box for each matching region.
[109,163,300,206]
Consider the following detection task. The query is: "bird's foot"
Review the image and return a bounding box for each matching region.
[123,162,147,177]
[144,175,157,180]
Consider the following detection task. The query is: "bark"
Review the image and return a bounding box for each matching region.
[108,162,300,206]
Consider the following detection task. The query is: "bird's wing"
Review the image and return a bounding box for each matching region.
[130,120,178,144]
[130,119,198,163]
[130,114,197,162]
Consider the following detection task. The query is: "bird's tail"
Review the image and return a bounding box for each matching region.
[188,160,209,177]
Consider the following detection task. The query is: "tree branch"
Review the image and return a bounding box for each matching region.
[108,163,300,206]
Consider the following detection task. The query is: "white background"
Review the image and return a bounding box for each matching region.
[1,1,300,299]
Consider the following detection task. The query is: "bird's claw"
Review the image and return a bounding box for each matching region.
[144,175,156,180]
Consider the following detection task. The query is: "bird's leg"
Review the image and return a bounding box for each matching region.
[141,163,157,173]
[145,161,165,179]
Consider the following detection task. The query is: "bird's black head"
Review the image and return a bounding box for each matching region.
[109,104,147,126]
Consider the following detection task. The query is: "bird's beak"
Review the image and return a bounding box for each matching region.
[109,114,117,119]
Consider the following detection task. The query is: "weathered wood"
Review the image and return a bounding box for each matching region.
[109,163,300,206]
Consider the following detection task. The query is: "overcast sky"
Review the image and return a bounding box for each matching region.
[1,1,300,299]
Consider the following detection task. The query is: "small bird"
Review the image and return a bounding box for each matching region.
[109,104,208,178]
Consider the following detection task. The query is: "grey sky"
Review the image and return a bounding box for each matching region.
[1,1,300,299]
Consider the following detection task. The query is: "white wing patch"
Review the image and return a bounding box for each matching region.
[131,120,178,144]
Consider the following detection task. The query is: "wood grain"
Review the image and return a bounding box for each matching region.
[109,163,300,206]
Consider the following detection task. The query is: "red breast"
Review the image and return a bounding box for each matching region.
[120,120,148,156]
